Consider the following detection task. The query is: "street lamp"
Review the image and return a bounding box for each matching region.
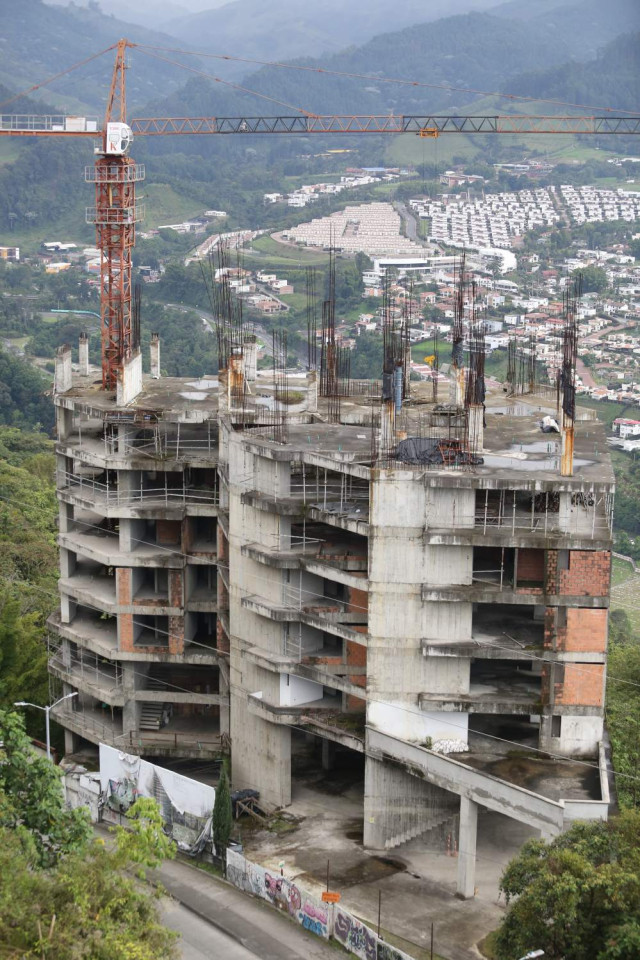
[14,692,78,761]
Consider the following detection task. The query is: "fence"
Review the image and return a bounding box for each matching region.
[226,849,415,960]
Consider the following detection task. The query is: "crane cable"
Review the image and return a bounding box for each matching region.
[134,46,319,118]
[133,42,640,118]
[0,43,119,111]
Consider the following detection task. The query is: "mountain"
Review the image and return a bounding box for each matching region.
[163,0,502,76]
[138,10,577,124]
[505,31,640,114]
[44,0,230,28]
[493,0,640,59]
[0,0,199,112]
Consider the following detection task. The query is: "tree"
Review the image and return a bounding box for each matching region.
[0,710,91,866]
[573,265,608,294]
[494,812,640,960]
[0,711,178,959]
[212,763,233,861]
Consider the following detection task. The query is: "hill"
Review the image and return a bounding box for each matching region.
[504,31,640,113]
[164,0,500,75]
[0,0,198,112]
[493,0,640,59]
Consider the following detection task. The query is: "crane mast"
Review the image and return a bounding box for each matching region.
[0,39,638,390]
[85,39,143,389]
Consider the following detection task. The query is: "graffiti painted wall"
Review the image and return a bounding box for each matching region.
[226,851,413,958]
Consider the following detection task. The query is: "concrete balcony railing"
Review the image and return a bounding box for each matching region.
[51,703,123,746]
[59,472,219,517]
[48,653,124,706]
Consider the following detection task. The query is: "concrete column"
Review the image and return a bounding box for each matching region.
[64,728,78,755]
[306,370,318,412]
[456,796,478,899]
[78,334,89,376]
[321,738,335,771]
[468,404,484,454]
[54,345,72,394]
[243,335,257,382]
[150,333,161,378]
[116,350,142,406]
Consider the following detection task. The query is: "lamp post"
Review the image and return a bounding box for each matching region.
[14,692,78,761]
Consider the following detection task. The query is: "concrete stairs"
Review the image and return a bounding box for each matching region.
[384,810,459,850]
[139,702,165,730]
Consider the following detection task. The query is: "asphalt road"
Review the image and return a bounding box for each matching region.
[161,897,258,960]
[153,858,337,960]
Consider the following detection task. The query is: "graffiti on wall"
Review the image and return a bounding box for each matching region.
[334,908,377,960]
[226,852,414,957]
[377,941,414,960]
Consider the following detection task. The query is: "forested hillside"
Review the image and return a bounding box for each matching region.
[0,427,57,736]
[506,31,640,113]
[0,0,196,110]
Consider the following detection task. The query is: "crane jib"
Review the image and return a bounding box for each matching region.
[2,115,640,137]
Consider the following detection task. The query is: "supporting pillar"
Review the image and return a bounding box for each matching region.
[456,796,478,899]
[321,738,335,771]
[78,333,90,376]
[150,332,161,379]
[468,404,484,454]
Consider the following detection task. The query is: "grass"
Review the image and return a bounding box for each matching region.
[250,235,329,266]
[610,556,640,636]
[477,929,500,959]
[142,183,205,231]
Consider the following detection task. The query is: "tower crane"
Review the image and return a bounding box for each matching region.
[1,38,638,390]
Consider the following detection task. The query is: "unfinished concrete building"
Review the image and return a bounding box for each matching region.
[49,337,613,897]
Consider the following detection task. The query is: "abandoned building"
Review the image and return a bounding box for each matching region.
[49,325,613,898]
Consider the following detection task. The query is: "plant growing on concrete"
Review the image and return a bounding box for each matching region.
[212,763,233,863]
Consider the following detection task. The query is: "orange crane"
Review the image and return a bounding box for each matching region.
[1,38,638,390]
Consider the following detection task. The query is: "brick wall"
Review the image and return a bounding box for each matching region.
[169,570,183,608]
[554,662,604,707]
[217,620,230,653]
[563,608,607,652]
[346,640,366,713]
[517,548,545,584]
[168,615,184,655]
[547,549,611,596]
[116,567,132,605]
[156,519,181,545]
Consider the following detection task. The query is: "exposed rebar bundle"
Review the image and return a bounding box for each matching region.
[560,275,580,477]
[306,266,318,372]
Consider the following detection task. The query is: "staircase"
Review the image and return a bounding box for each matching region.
[385,811,459,850]
[139,702,165,730]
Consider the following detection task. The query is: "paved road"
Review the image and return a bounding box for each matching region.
[153,858,337,960]
[161,897,258,960]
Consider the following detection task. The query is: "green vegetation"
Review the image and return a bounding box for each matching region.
[212,764,233,859]
[0,427,57,740]
[493,811,640,960]
[0,348,54,431]
[0,710,177,958]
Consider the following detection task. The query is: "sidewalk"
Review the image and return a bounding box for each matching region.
[152,857,338,960]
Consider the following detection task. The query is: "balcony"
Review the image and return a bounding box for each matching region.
[48,610,118,660]
[422,605,544,659]
[48,648,124,706]
[58,471,219,519]
[419,664,542,715]
[59,528,183,568]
